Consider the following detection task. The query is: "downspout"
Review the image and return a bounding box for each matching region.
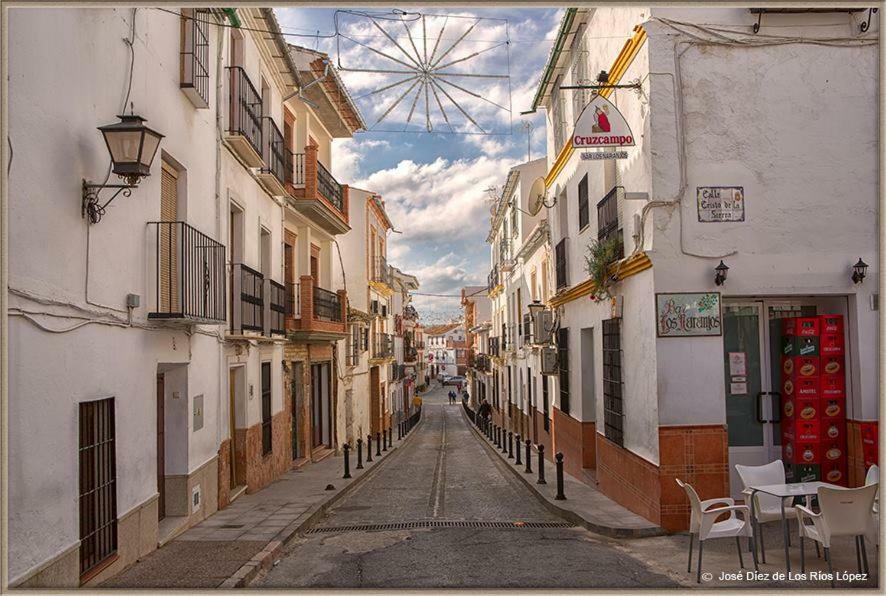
[215,14,226,455]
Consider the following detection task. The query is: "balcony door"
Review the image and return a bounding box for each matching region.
[310,244,320,283]
[160,162,179,314]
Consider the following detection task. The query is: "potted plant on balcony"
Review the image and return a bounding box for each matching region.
[584,236,623,303]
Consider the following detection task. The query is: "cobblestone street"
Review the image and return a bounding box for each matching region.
[254,386,678,588]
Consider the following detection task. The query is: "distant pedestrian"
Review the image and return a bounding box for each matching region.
[478,398,491,421]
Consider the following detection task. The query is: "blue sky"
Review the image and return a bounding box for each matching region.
[274,7,561,323]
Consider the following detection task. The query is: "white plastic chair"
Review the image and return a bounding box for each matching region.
[796,484,878,587]
[865,464,879,547]
[677,478,756,583]
[735,460,812,562]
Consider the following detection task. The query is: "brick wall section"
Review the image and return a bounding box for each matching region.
[304,143,318,201]
[217,439,233,510]
[234,411,291,494]
[341,185,350,225]
[550,408,596,477]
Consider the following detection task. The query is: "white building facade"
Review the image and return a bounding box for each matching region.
[530,7,878,531]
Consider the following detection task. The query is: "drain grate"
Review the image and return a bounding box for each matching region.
[305,520,573,534]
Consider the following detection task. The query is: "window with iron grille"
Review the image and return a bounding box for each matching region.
[261,362,272,455]
[557,328,570,415]
[555,239,568,290]
[578,174,589,230]
[79,398,118,577]
[597,186,624,258]
[551,75,566,152]
[180,9,211,108]
[570,25,589,121]
[542,375,550,431]
[602,318,624,446]
[348,325,360,365]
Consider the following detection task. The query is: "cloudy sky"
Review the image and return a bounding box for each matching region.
[274,7,561,323]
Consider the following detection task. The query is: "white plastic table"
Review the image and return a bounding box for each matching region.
[748,481,839,572]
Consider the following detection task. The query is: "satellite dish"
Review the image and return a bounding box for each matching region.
[528,177,547,216]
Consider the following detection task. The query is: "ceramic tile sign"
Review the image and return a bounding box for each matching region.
[697,186,745,222]
[656,292,722,337]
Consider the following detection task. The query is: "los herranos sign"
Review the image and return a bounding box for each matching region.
[656,292,722,337]
[573,95,635,148]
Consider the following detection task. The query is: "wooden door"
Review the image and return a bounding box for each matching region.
[156,374,166,521]
[311,364,323,447]
[291,362,303,459]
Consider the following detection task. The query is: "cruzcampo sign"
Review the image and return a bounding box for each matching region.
[656,292,722,337]
[573,95,635,148]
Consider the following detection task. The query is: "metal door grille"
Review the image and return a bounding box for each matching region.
[261,362,272,455]
[557,328,570,415]
[79,398,118,577]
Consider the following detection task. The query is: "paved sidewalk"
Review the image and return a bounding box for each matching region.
[103,418,422,588]
[465,407,663,538]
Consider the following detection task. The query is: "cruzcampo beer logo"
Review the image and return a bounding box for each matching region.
[656,293,722,337]
[572,95,635,148]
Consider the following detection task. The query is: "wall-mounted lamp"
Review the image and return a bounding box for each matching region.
[527,299,546,320]
[82,114,164,224]
[852,258,869,284]
[714,260,729,286]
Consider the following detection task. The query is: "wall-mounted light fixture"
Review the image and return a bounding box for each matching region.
[714,260,729,286]
[852,258,869,284]
[82,114,164,224]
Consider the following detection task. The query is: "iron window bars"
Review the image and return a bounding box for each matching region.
[79,398,118,577]
[578,174,589,231]
[557,328,570,415]
[226,66,263,158]
[597,186,624,258]
[180,9,211,108]
[374,332,394,359]
[261,362,272,455]
[555,239,568,290]
[372,256,391,285]
[285,281,300,318]
[148,221,226,323]
[268,279,286,336]
[602,318,624,447]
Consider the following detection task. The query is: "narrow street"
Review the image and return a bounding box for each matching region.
[254,385,678,588]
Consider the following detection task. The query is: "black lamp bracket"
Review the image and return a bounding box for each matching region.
[82,179,136,225]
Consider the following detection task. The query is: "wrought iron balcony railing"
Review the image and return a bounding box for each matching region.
[374,332,394,359]
[372,255,391,285]
[226,66,263,160]
[317,160,343,212]
[597,186,625,259]
[260,117,287,188]
[487,264,500,292]
[148,222,226,324]
[489,336,500,357]
[267,279,286,336]
[313,285,342,322]
[231,263,263,334]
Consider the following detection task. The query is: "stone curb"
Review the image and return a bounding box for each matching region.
[221,414,426,588]
[463,409,666,539]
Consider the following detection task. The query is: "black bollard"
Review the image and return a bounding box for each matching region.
[389,427,393,448]
[367,434,373,462]
[397,422,402,441]
[356,438,364,469]
[515,435,522,465]
[555,452,566,500]
[383,429,388,451]
[537,444,547,484]
[376,432,382,456]
[343,443,352,479]
[501,429,509,454]
[496,426,502,449]
[508,431,514,459]
[525,440,532,474]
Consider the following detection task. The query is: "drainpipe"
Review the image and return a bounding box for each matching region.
[215,15,226,455]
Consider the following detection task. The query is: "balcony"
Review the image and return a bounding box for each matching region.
[256,117,287,196]
[489,337,500,357]
[371,255,392,286]
[265,279,286,336]
[147,222,226,324]
[285,275,347,342]
[287,145,349,235]
[597,186,625,259]
[390,363,406,381]
[403,346,419,364]
[487,264,500,293]
[373,332,394,361]
[230,263,264,334]
[472,353,491,372]
[225,66,264,167]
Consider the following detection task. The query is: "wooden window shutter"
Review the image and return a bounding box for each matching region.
[159,164,179,313]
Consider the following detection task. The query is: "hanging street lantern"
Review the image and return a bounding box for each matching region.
[82,113,164,224]
[852,258,869,284]
[714,260,729,286]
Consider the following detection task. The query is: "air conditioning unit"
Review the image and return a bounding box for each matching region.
[540,347,558,375]
[532,310,554,345]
